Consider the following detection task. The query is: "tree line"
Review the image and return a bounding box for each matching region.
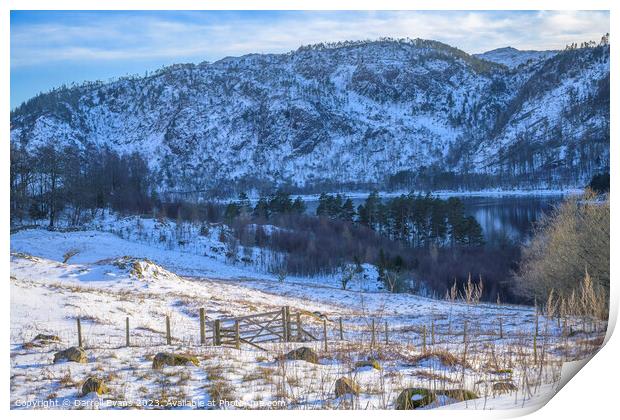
[217,190,500,299]
[316,192,484,247]
[9,145,520,303]
[10,144,155,227]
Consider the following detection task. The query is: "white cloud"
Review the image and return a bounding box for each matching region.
[10,11,610,68]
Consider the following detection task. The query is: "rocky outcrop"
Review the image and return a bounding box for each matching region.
[396,388,436,409]
[79,377,108,396]
[53,346,87,364]
[396,388,478,409]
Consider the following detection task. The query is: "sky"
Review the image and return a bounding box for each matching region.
[10,10,610,109]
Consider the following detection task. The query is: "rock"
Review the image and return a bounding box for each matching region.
[396,388,478,409]
[492,381,518,393]
[396,388,436,409]
[285,347,319,364]
[53,347,87,364]
[354,359,381,370]
[23,334,62,349]
[80,377,108,396]
[34,334,61,342]
[152,352,199,369]
[335,377,361,397]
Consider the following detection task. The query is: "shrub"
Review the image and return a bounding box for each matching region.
[513,190,609,313]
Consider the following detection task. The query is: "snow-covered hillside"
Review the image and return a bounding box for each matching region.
[474,47,558,69]
[10,38,609,192]
[10,228,606,410]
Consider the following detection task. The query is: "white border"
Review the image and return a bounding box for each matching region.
[2,1,616,419]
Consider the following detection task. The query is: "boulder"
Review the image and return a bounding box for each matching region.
[492,381,518,393]
[53,347,87,364]
[152,352,199,369]
[396,388,436,409]
[285,347,319,364]
[335,377,361,398]
[354,359,381,370]
[396,388,478,409]
[80,377,108,396]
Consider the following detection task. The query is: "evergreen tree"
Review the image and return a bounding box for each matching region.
[253,197,270,220]
[341,198,356,222]
[224,202,240,224]
[237,192,252,216]
[292,196,306,214]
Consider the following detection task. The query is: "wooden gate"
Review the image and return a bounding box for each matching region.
[214,306,318,351]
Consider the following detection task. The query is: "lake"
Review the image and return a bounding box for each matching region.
[302,193,570,245]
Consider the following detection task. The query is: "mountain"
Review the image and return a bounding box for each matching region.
[10,38,610,194]
[474,47,558,69]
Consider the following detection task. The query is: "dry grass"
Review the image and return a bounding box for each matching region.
[413,369,458,383]
[207,379,237,403]
[406,350,469,369]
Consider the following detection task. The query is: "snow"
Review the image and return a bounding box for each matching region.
[11,41,609,192]
[10,227,607,410]
[474,47,558,69]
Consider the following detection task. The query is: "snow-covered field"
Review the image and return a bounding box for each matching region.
[10,227,606,410]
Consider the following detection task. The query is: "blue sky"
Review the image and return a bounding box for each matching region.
[10,10,610,109]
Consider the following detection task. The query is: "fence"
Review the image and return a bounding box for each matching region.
[68,306,330,352]
[56,305,605,356]
[214,307,320,351]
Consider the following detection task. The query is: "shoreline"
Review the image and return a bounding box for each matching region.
[287,188,583,202]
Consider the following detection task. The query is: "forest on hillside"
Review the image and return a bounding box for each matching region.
[9,139,610,308]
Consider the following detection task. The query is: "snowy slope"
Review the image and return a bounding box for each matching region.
[10,39,609,191]
[474,47,558,69]
[10,228,606,410]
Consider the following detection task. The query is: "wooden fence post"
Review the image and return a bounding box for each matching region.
[281,307,288,342]
[422,325,427,353]
[214,320,221,346]
[77,317,82,348]
[296,313,302,342]
[323,319,328,352]
[285,306,291,342]
[339,317,344,340]
[384,321,389,345]
[235,320,240,350]
[463,320,468,344]
[165,315,171,345]
[125,317,130,347]
[371,319,376,348]
[499,317,503,339]
[199,308,206,345]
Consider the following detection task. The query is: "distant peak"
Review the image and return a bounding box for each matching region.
[480,46,519,55]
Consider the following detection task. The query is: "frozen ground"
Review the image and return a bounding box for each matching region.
[10,228,605,410]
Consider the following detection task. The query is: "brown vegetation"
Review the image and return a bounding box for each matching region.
[513,190,609,316]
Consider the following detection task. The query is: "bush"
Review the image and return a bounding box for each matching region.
[588,172,610,194]
[513,190,609,311]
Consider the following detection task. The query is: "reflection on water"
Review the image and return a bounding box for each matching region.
[303,195,566,245]
[459,196,563,244]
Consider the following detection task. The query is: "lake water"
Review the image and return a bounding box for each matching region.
[303,194,568,245]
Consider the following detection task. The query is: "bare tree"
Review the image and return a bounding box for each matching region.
[513,190,609,306]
